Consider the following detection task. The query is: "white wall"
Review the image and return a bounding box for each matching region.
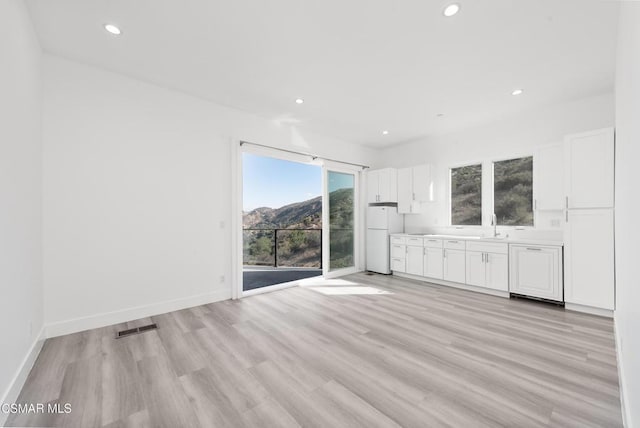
[42,55,376,336]
[0,0,44,415]
[376,92,614,239]
[614,3,640,427]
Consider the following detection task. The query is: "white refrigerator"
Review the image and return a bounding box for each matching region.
[366,205,403,274]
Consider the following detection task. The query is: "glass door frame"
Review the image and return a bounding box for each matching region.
[322,163,362,279]
[232,142,363,300]
[235,142,325,298]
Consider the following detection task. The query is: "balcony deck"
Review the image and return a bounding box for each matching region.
[243,266,323,291]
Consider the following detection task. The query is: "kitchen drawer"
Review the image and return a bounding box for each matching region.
[466,241,509,254]
[443,239,466,250]
[423,238,443,249]
[390,236,406,245]
[406,237,424,247]
[391,258,406,272]
[391,244,406,259]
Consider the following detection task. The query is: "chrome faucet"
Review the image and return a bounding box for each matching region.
[491,213,499,237]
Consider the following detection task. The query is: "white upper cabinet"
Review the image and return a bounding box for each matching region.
[397,164,431,214]
[397,168,413,213]
[367,168,398,203]
[535,144,564,211]
[564,128,615,209]
[412,164,431,201]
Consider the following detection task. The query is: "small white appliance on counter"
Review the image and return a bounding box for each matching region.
[366,205,403,274]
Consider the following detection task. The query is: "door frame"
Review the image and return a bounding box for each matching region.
[322,162,362,279]
[232,143,364,298]
[233,141,326,298]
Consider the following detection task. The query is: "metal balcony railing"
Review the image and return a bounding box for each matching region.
[243,228,322,269]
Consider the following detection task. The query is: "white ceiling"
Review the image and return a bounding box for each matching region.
[26,0,619,148]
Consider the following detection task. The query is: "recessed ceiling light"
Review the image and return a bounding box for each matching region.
[104,24,122,35]
[382,130,389,135]
[295,98,304,104]
[437,113,445,117]
[443,4,460,17]
[512,88,524,96]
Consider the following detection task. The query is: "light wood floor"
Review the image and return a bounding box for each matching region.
[7,273,623,427]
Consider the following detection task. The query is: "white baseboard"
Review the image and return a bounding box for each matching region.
[0,327,46,427]
[45,288,232,338]
[614,313,631,428]
[393,272,511,299]
[564,302,613,318]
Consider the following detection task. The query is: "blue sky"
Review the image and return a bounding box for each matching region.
[243,153,356,210]
[243,153,322,210]
[328,171,354,193]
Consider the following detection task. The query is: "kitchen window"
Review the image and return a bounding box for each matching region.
[493,156,533,226]
[450,164,482,225]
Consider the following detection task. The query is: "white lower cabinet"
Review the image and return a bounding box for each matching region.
[390,235,563,300]
[406,245,424,276]
[465,251,485,287]
[564,209,614,309]
[443,249,466,283]
[465,242,509,291]
[465,251,509,291]
[485,253,509,291]
[510,245,562,302]
[423,247,444,279]
[391,257,406,272]
[391,243,406,273]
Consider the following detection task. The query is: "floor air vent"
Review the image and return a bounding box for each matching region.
[116,323,158,338]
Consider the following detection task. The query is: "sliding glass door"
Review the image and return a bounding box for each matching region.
[324,169,357,276]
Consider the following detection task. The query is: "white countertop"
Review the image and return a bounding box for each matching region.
[391,233,563,247]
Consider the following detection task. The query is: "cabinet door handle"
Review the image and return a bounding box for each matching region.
[481,253,484,263]
[486,253,490,264]
[526,247,542,251]
[565,210,569,223]
[423,247,426,255]
[565,196,569,209]
[448,240,458,244]
[534,199,537,210]
[413,192,416,200]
